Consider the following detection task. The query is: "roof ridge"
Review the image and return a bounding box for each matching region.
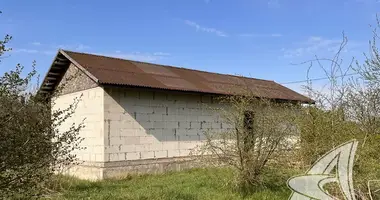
[61,49,276,83]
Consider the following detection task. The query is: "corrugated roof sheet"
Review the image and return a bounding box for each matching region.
[44,50,314,103]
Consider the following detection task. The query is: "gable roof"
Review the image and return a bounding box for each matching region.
[40,49,314,103]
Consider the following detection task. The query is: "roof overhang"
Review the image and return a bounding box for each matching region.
[38,50,71,95]
[38,50,315,104]
[38,49,100,96]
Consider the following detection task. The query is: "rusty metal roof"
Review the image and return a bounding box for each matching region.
[40,49,314,103]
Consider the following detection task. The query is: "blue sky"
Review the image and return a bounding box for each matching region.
[0,0,379,93]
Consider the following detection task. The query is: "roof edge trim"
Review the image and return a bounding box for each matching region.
[59,49,99,83]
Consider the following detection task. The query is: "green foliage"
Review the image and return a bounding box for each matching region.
[198,94,299,194]
[296,29,380,199]
[0,19,84,199]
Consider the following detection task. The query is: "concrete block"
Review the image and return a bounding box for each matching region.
[123,136,141,145]
[188,135,201,141]
[175,101,187,108]
[149,143,163,151]
[140,151,155,159]
[104,153,110,162]
[147,128,162,135]
[166,121,178,129]
[134,128,146,136]
[135,99,151,107]
[198,116,211,122]
[135,144,149,152]
[110,137,124,145]
[154,91,167,101]
[104,113,121,121]
[212,122,222,129]
[178,122,190,129]
[109,153,119,161]
[162,141,179,150]
[120,128,135,136]
[120,145,136,152]
[154,150,168,158]
[186,129,200,136]
[105,145,120,153]
[167,93,178,101]
[82,153,90,161]
[153,121,165,129]
[150,113,163,121]
[201,122,212,129]
[118,153,126,161]
[167,107,177,115]
[139,121,154,129]
[134,106,154,114]
[167,149,180,157]
[176,115,187,122]
[162,115,176,122]
[187,115,199,122]
[92,146,104,154]
[153,107,166,115]
[190,122,201,129]
[179,149,191,157]
[126,152,140,160]
[164,133,177,141]
[95,154,104,162]
[124,89,139,99]
[139,136,156,144]
[177,107,189,115]
[139,91,153,100]
[176,129,187,136]
[120,113,135,121]
[190,108,202,116]
[201,108,214,116]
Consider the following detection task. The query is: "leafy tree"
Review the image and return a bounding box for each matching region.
[297,29,380,199]
[197,91,298,194]
[0,11,84,199]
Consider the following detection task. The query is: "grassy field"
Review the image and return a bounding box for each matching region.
[51,167,299,200]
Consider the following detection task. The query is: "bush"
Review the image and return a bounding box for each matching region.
[295,31,380,199]
[0,25,84,198]
[198,92,299,194]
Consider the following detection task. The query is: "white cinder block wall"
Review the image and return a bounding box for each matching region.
[52,87,105,179]
[52,86,105,162]
[103,87,231,163]
[53,84,232,179]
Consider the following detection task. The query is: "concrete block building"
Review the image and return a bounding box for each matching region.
[40,50,313,180]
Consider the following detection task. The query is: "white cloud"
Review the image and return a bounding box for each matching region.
[355,0,380,4]
[31,42,41,46]
[282,36,348,58]
[56,44,91,51]
[42,50,56,55]
[268,0,280,8]
[184,20,228,37]
[271,33,283,37]
[238,33,282,37]
[13,48,39,54]
[102,51,171,62]
[153,52,171,56]
[11,48,56,55]
[75,44,91,51]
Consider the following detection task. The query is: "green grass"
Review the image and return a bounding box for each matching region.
[51,167,299,200]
